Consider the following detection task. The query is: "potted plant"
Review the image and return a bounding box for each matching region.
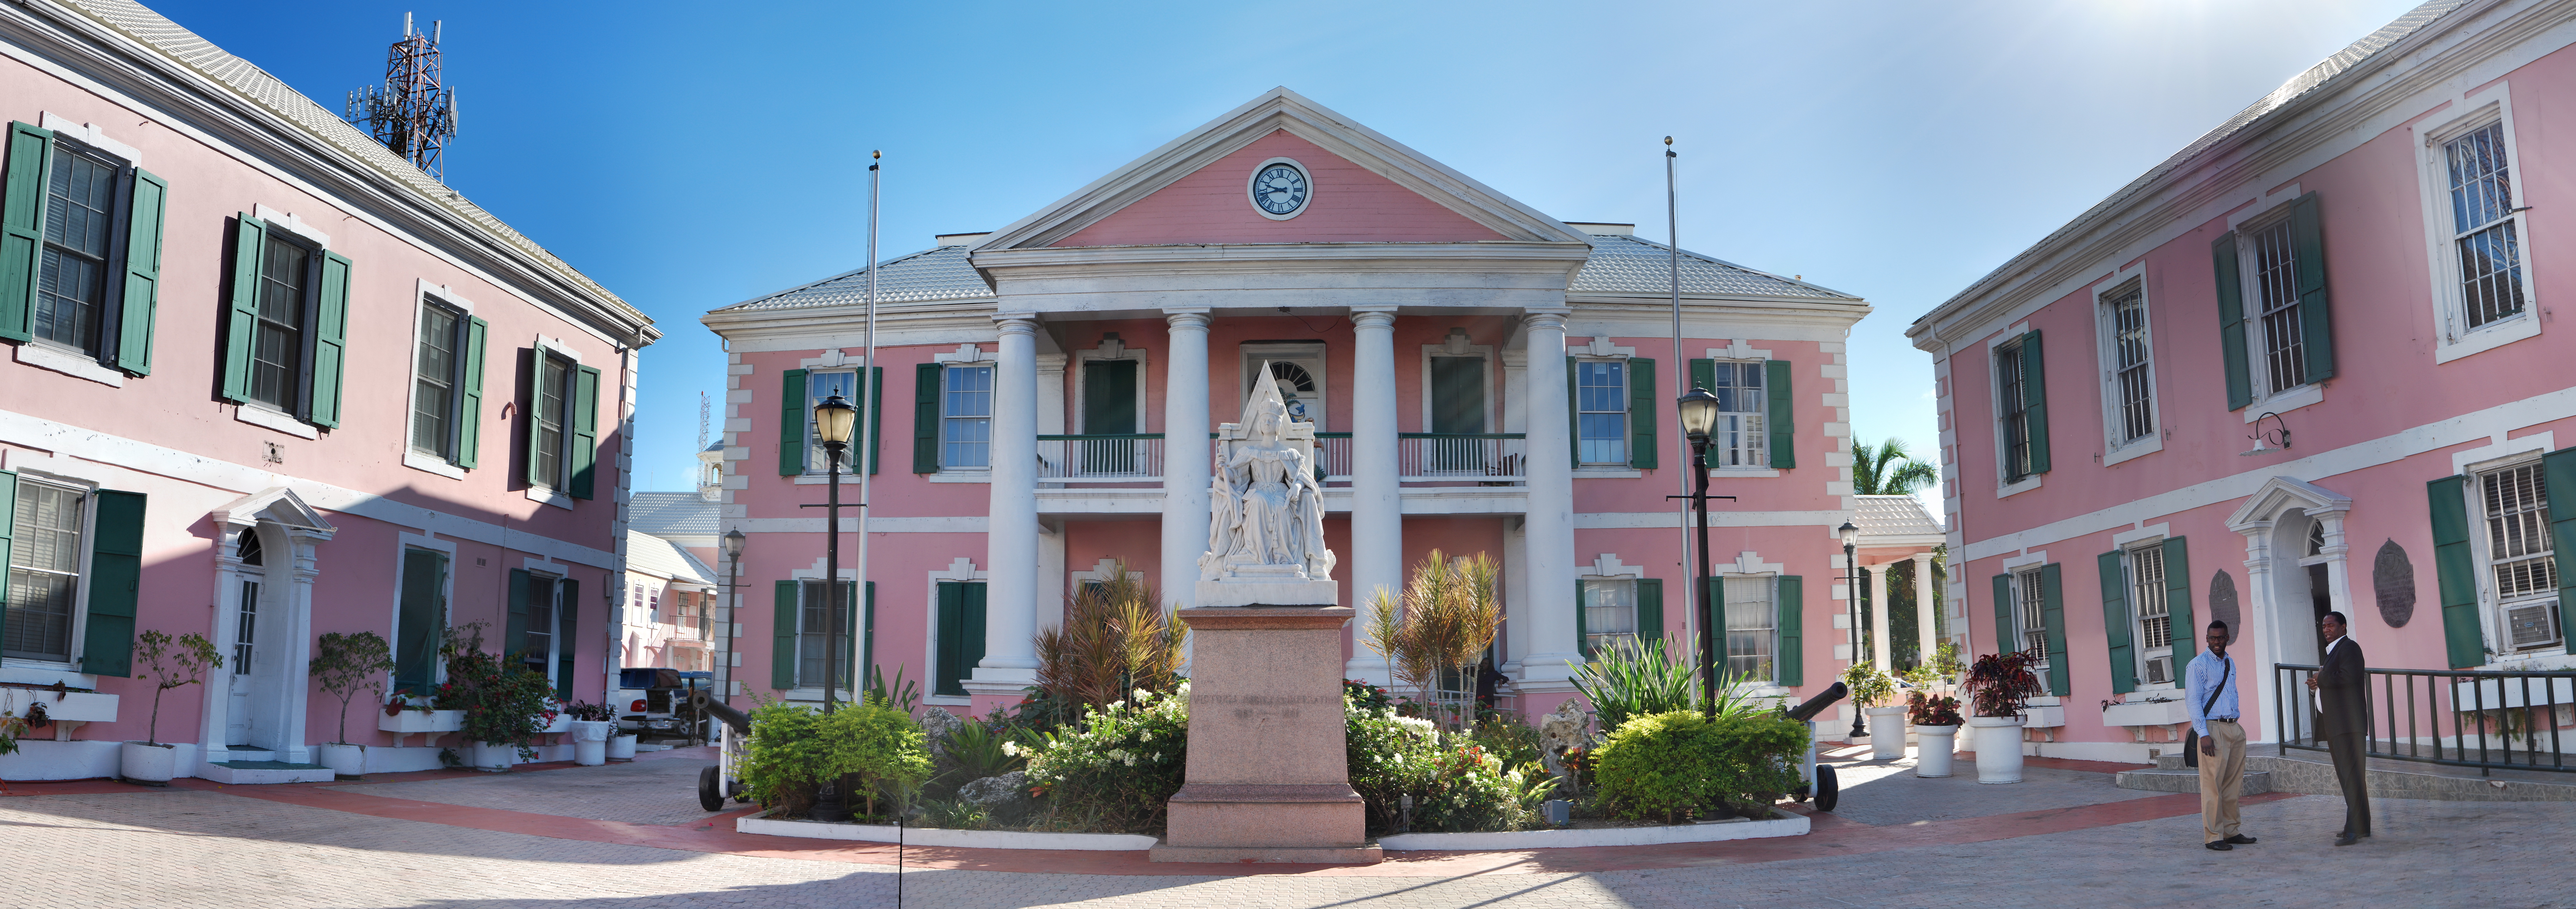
[564,701,617,766]
[125,630,221,784]
[309,631,396,778]
[432,623,559,772]
[1841,661,1906,759]
[1965,650,2046,784]
[1907,691,1964,778]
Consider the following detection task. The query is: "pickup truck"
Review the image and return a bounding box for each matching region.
[614,668,713,738]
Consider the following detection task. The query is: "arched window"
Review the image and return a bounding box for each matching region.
[237,528,264,566]
[1268,362,1318,423]
[2306,521,2325,559]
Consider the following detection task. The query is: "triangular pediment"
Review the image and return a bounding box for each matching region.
[2225,476,2352,531]
[976,88,1594,251]
[208,486,338,537]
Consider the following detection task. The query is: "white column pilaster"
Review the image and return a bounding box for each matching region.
[1160,311,1212,613]
[1347,308,1402,685]
[972,315,1042,698]
[1867,562,1893,670]
[1912,552,1937,666]
[1516,310,1580,693]
[1035,354,1068,437]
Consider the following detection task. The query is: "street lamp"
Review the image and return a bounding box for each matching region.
[1676,387,1723,716]
[720,529,745,708]
[813,394,856,715]
[1840,519,1864,741]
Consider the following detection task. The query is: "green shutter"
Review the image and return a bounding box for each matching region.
[1689,359,1715,394]
[220,216,267,403]
[864,366,884,475]
[2163,537,2195,665]
[2547,451,2576,656]
[395,548,446,696]
[1764,359,1796,469]
[1083,359,1138,433]
[505,569,532,660]
[964,581,988,692]
[936,580,987,697]
[913,363,942,473]
[0,471,13,649]
[556,577,580,699]
[2038,563,2068,696]
[1565,356,1580,461]
[2429,476,2485,668]
[569,364,601,499]
[521,349,544,485]
[1992,573,2015,658]
[457,317,488,469]
[779,368,808,476]
[0,122,52,342]
[772,580,798,690]
[1430,357,1484,434]
[307,251,351,428]
[1636,577,1663,645]
[2099,550,2134,695]
[1627,358,1658,469]
[113,169,166,375]
[2018,332,2050,475]
[1775,575,1803,686]
[80,489,144,678]
[1574,580,1589,658]
[2290,192,2334,383]
[862,581,877,689]
[2212,231,2253,411]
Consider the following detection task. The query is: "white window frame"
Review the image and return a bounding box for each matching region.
[1721,573,1778,686]
[1991,331,2040,487]
[1242,343,1327,428]
[2125,542,2176,690]
[528,347,578,493]
[801,368,862,475]
[3,473,97,669]
[25,136,132,362]
[2092,273,2163,466]
[1702,358,1770,470]
[2011,565,2048,673]
[938,362,997,474]
[2231,206,2322,414]
[2415,84,2542,364]
[1573,358,1629,467]
[1417,340,1498,434]
[404,293,472,478]
[1072,345,1152,435]
[2466,454,2562,655]
[1579,576,1639,657]
[519,568,568,680]
[388,532,457,698]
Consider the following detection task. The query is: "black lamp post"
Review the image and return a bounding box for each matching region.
[720,528,745,709]
[1840,519,1865,740]
[813,394,857,715]
[1676,387,1722,715]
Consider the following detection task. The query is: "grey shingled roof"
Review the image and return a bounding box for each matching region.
[50,0,642,323]
[626,531,716,586]
[1854,494,1944,539]
[721,234,1854,312]
[629,492,719,537]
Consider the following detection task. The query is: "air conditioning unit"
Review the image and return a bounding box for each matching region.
[2506,602,2562,649]
[2144,656,2173,686]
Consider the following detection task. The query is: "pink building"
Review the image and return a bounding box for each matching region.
[1910,0,2576,762]
[703,89,1914,726]
[0,2,656,780]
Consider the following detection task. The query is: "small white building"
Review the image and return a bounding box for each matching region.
[620,530,718,672]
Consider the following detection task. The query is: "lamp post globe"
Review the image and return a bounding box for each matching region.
[1676,387,1720,443]
[721,528,746,560]
[813,395,857,451]
[1838,519,1864,740]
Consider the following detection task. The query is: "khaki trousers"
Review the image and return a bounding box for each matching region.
[2197,719,2246,843]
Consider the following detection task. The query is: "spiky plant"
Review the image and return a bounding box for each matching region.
[1032,561,1187,726]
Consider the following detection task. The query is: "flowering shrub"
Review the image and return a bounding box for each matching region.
[740,696,932,820]
[1907,691,1963,726]
[1592,710,1807,823]
[1343,678,1392,712]
[434,624,557,760]
[1018,684,1190,834]
[1345,696,1548,835]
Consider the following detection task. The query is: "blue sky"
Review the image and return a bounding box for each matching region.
[152,0,2425,497]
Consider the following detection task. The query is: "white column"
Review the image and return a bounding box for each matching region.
[973,316,1042,696]
[1912,552,1937,666]
[1160,311,1212,613]
[1516,310,1580,693]
[1035,354,1068,437]
[1867,562,1893,670]
[1347,308,1402,684]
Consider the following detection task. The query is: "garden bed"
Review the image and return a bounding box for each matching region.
[736,808,1159,851]
[1375,811,1807,850]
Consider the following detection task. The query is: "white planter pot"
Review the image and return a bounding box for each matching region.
[570,721,613,766]
[1913,725,1958,778]
[541,709,573,734]
[120,741,176,783]
[607,734,639,760]
[316,743,367,777]
[569,720,614,742]
[468,741,518,772]
[1863,707,1909,760]
[379,709,465,734]
[1968,716,2026,783]
[0,688,119,722]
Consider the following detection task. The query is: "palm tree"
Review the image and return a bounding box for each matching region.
[1852,437,1938,496]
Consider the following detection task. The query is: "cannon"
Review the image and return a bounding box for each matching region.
[1784,682,1847,812]
[690,689,755,812]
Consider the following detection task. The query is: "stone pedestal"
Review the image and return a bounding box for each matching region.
[1150,606,1380,865]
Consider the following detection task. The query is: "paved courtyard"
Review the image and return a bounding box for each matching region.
[0,747,2568,908]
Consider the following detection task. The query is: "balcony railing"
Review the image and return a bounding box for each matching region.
[1037,434,1165,483]
[2275,663,2576,774]
[1400,433,1525,482]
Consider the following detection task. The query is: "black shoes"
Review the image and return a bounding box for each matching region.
[2334,834,2360,846]
[2224,834,2257,844]
[2205,840,2233,851]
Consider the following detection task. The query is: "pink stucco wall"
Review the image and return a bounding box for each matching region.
[1055,131,1504,247]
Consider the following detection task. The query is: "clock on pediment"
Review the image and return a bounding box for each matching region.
[1247,157,1311,220]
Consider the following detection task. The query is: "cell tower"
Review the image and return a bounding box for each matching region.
[344,13,458,180]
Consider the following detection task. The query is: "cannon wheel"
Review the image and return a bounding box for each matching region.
[698,765,725,812]
[1811,764,1840,813]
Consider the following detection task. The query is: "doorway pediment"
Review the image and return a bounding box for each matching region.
[2225,476,2351,532]
[208,487,338,539]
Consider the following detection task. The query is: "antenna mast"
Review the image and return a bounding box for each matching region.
[344,12,458,180]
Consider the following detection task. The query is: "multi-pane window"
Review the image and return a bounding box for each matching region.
[943,364,995,468]
[1576,361,1628,466]
[531,353,572,489]
[1706,361,1766,468]
[2246,219,2307,397]
[2480,462,2561,650]
[2128,545,2173,685]
[249,236,312,411]
[2104,283,2154,446]
[797,580,852,689]
[411,304,463,460]
[4,480,85,661]
[519,575,559,676]
[2445,123,2527,331]
[1998,343,2034,481]
[33,149,117,353]
[807,370,857,471]
[1723,575,1775,682]
[234,579,260,670]
[2015,568,2048,665]
[1581,579,1637,656]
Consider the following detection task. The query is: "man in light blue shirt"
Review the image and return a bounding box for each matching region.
[2186,619,2252,850]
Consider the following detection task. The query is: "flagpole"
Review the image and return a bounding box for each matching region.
[1666,137,1691,654]
[856,151,881,701]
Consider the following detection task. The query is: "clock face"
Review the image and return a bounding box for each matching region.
[1251,163,1309,216]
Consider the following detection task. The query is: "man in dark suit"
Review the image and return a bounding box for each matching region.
[2304,611,2370,846]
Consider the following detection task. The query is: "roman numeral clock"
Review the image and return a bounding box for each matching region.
[1248,157,1310,220]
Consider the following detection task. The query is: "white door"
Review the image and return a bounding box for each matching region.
[226,577,259,747]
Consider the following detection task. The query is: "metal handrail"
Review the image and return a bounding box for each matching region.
[2274,662,2574,775]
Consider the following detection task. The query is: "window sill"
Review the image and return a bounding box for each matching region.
[793,473,881,484]
[2102,434,2162,467]
[928,472,993,484]
[780,687,860,703]
[1713,467,1781,478]
[403,451,466,480]
[235,404,318,439]
[14,343,123,387]
[0,662,93,687]
[2434,311,2543,364]
[2244,383,2323,422]
[1572,468,1643,479]
[525,486,576,510]
[1996,474,2042,499]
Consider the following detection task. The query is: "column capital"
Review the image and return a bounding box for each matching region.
[994,314,1041,335]
[1520,310,1569,332]
[1165,310,1212,330]
[1350,308,1398,329]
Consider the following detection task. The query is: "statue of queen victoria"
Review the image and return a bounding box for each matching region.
[1197,365,1337,606]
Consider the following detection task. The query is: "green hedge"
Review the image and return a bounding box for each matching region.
[1592,710,1808,823]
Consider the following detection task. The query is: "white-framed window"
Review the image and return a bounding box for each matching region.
[796,579,853,690]
[2013,567,2048,668]
[1581,578,1637,656]
[4,478,88,662]
[30,143,123,358]
[247,232,317,413]
[1243,347,1327,426]
[519,574,562,678]
[2476,460,2561,651]
[1705,360,1766,468]
[2098,280,2156,448]
[409,300,468,461]
[1575,359,1628,466]
[2127,544,2174,686]
[2236,214,2309,401]
[805,369,858,473]
[1723,575,1776,683]
[942,364,995,469]
[1996,340,2037,482]
[2436,119,2532,336]
[529,351,574,489]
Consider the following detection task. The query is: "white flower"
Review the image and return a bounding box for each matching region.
[1108,701,1125,712]
[1140,731,1153,743]
[1135,688,1152,703]
[1002,741,1021,757]
[1124,755,1137,766]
